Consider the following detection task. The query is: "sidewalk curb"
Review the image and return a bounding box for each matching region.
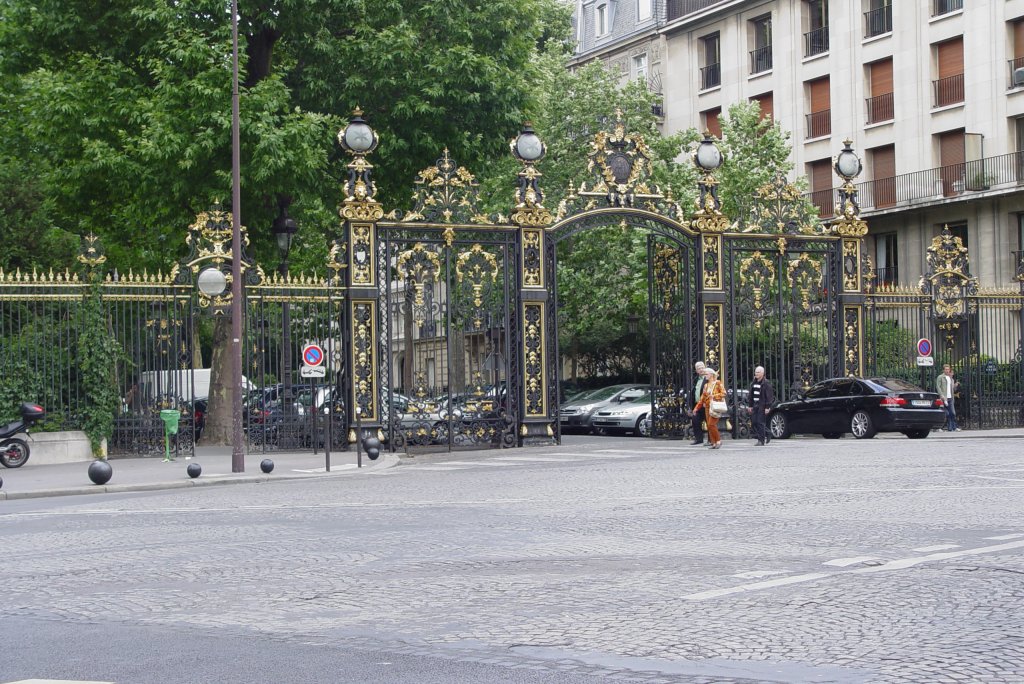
[0,453,398,502]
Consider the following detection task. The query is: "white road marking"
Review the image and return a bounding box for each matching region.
[732,569,791,579]
[7,680,115,683]
[984,533,1024,540]
[684,538,1024,602]
[822,556,879,567]
[912,544,960,552]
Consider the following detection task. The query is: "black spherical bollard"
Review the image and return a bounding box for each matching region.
[186,463,202,479]
[0,474,4,489]
[363,436,382,461]
[260,458,274,474]
[88,459,113,485]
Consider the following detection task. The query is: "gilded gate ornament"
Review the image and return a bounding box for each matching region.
[787,253,824,312]
[653,244,681,329]
[400,149,494,226]
[739,251,776,328]
[745,173,823,235]
[456,244,500,331]
[920,225,978,320]
[178,205,263,312]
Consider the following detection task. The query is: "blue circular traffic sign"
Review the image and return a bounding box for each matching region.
[917,338,932,356]
[302,344,324,366]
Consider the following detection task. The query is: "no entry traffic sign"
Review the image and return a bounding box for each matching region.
[301,343,325,367]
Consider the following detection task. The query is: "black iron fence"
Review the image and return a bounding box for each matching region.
[933,73,964,108]
[864,6,892,38]
[805,109,831,140]
[749,45,772,74]
[932,0,962,17]
[700,62,721,90]
[866,92,894,124]
[804,27,828,58]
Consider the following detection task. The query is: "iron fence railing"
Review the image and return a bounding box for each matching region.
[875,266,899,287]
[1008,57,1024,90]
[809,150,1024,217]
[864,6,892,38]
[804,26,829,57]
[866,92,894,124]
[666,0,729,21]
[932,0,962,16]
[700,62,721,90]
[805,109,831,139]
[749,45,772,74]
[933,73,964,108]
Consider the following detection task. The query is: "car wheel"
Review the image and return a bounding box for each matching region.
[822,432,843,439]
[850,410,876,439]
[904,429,930,439]
[635,414,650,437]
[769,412,790,439]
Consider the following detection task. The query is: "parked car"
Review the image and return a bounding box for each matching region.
[559,384,640,433]
[768,377,946,440]
[590,386,654,436]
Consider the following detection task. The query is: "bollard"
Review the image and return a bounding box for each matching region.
[0,474,3,489]
[186,463,202,478]
[363,436,381,461]
[88,459,113,485]
[260,458,274,474]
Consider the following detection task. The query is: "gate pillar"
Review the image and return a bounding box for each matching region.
[511,125,557,444]
[830,140,869,377]
[337,112,384,440]
[691,135,729,378]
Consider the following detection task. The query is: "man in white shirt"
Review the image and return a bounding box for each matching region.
[690,361,707,445]
[935,364,960,432]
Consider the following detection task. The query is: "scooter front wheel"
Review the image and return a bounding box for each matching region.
[0,438,30,468]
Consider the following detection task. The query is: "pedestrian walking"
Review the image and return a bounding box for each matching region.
[690,361,707,445]
[747,365,775,446]
[935,363,961,431]
[695,367,725,449]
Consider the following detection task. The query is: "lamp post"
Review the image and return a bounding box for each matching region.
[272,199,299,417]
[229,0,244,472]
[693,131,725,212]
[834,138,863,215]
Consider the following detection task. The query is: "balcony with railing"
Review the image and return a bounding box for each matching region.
[933,73,964,107]
[932,0,962,17]
[749,45,772,74]
[804,26,829,58]
[866,92,894,124]
[809,150,1024,218]
[805,110,831,139]
[875,266,899,288]
[667,0,729,21]
[864,6,892,38]
[1009,57,1024,90]
[700,62,721,90]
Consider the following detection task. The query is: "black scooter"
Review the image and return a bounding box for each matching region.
[0,403,46,468]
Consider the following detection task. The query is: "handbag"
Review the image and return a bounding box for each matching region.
[710,399,728,418]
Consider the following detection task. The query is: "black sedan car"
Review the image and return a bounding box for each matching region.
[768,377,947,440]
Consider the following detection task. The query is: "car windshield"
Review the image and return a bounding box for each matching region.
[865,378,926,393]
[585,385,632,402]
[615,389,650,403]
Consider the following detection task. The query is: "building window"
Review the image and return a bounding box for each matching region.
[596,4,608,36]
[750,15,772,74]
[870,144,896,208]
[808,158,834,217]
[864,0,892,39]
[866,58,894,124]
[804,1,829,57]
[806,77,831,139]
[933,37,964,107]
[1009,20,1024,89]
[700,33,721,90]
[633,54,648,82]
[938,128,965,196]
[875,233,898,286]
[702,107,722,139]
[637,0,652,21]
[751,92,774,120]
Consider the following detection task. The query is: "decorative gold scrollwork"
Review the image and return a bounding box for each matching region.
[787,253,824,312]
[653,244,680,329]
[523,303,545,417]
[920,225,979,320]
[522,230,543,288]
[456,244,500,331]
[401,149,493,225]
[701,235,722,289]
[396,243,442,324]
[349,224,374,285]
[739,251,776,328]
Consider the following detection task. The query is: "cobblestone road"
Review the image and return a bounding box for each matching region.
[2,433,1022,683]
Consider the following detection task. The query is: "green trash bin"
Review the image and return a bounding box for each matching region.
[160,409,180,461]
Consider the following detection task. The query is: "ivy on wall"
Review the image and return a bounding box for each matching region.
[76,277,127,456]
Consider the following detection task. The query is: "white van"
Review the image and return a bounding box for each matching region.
[138,369,252,402]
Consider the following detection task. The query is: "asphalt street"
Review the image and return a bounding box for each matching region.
[1,431,1022,683]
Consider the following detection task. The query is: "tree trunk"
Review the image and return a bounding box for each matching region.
[202,316,236,445]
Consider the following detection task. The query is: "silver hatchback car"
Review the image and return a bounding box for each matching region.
[589,386,653,436]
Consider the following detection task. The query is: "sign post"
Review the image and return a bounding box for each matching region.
[915,338,934,367]
[300,344,329,470]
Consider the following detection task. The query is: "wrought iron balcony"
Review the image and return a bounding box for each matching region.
[749,45,772,74]
[805,109,831,139]
[864,6,892,38]
[700,62,721,90]
[804,26,829,58]
[875,266,899,288]
[932,0,962,17]
[667,0,729,21]
[933,73,964,108]
[809,150,1024,218]
[866,92,894,124]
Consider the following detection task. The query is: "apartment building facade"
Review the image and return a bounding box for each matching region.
[571,0,1024,289]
